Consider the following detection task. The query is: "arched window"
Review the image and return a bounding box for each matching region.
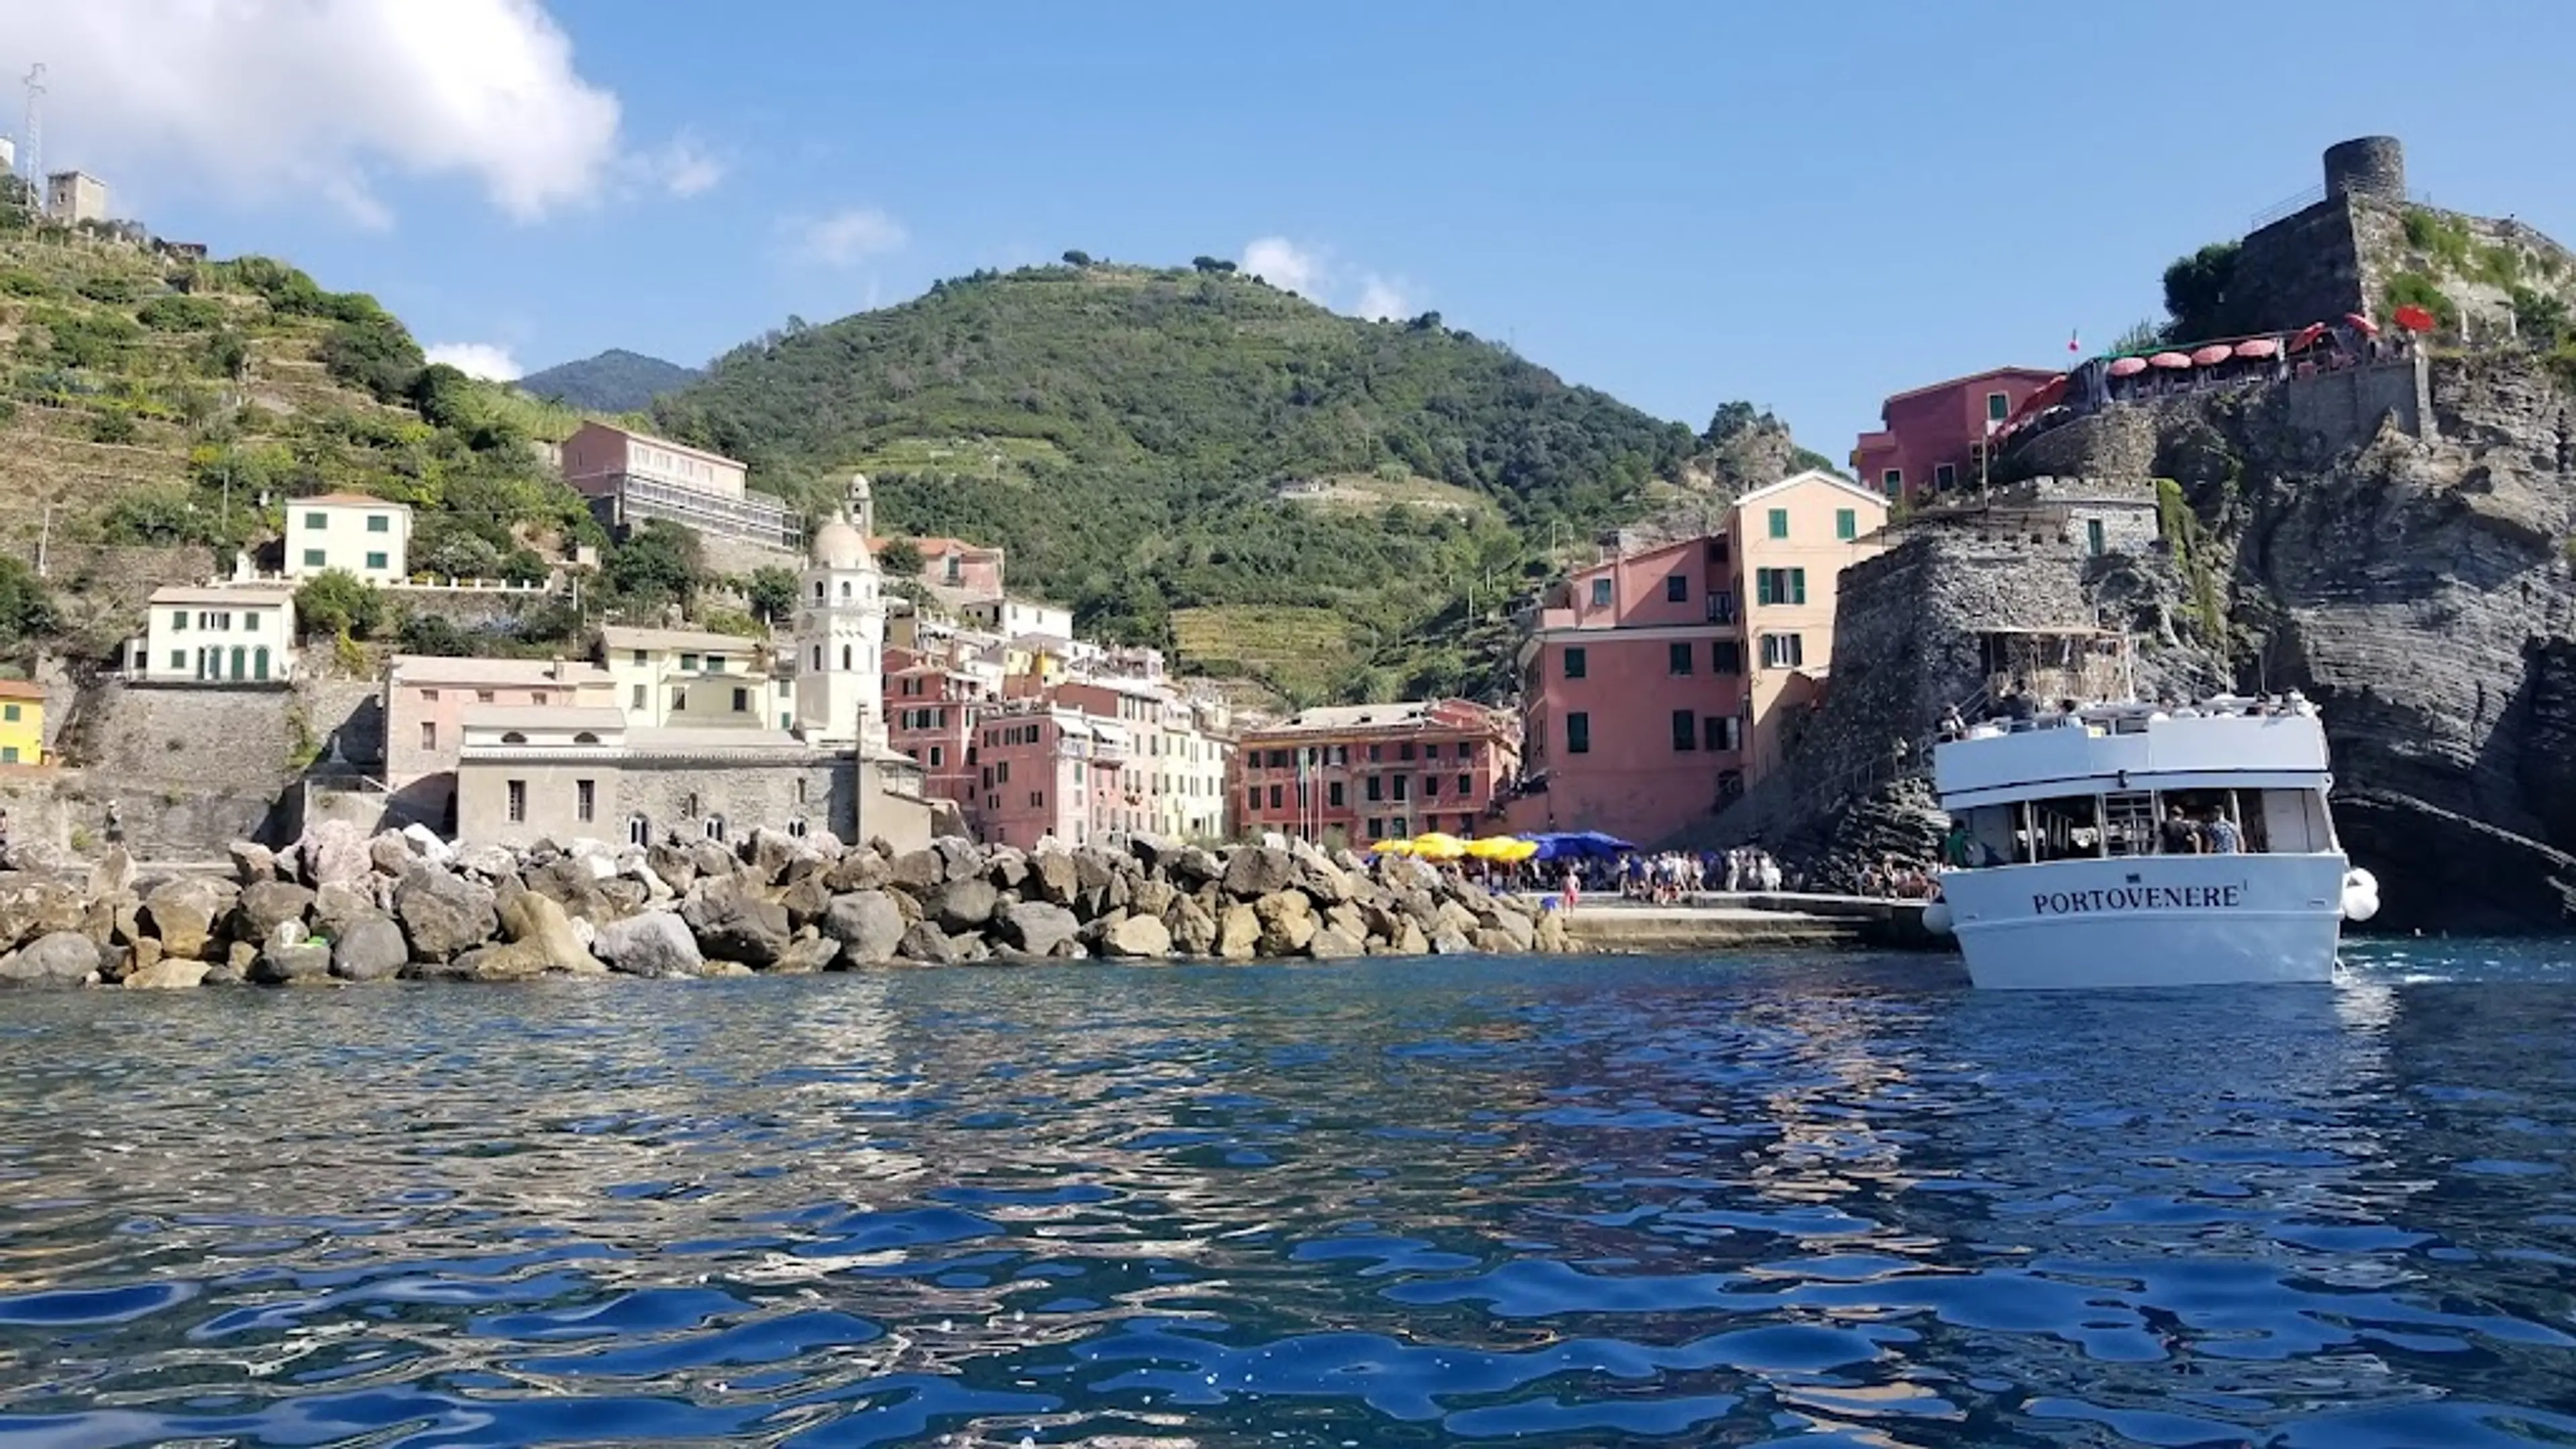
[841,645,853,670]
[627,813,650,847]
[811,645,822,671]
[253,645,270,682]
[702,814,727,842]
[786,817,808,839]
[573,731,600,744]
[686,792,700,817]
[812,580,825,601]
[839,580,851,599]
[500,731,528,744]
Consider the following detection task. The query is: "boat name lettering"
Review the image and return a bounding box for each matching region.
[2031,884,2244,916]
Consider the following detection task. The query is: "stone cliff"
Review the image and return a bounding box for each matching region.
[1782,352,2576,930]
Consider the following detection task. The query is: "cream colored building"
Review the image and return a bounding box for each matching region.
[131,584,297,684]
[286,492,412,582]
[1731,469,1891,780]
[46,170,107,225]
[382,655,616,829]
[600,625,772,730]
[959,596,1073,641]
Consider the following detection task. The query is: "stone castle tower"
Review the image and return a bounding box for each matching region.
[791,474,886,751]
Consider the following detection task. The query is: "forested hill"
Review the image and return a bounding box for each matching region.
[518,348,699,413]
[650,260,1726,703]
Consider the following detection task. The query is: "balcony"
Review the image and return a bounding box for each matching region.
[1705,595,1738,625]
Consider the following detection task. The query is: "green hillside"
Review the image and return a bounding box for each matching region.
[651,261,1713,702]
[0,188,698,663]
[518,347,700,413]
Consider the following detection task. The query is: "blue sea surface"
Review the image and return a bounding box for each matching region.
[1,941,2573,1446]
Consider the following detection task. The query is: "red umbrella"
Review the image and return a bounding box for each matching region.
[2107,356,2149,377]
[2233,338,2279,359]
[2344,312,2379,336]
[2148,352,2192,370]
[2287,323,2329,353]
[2190,343,2233,366]
[2394,304,2438,333]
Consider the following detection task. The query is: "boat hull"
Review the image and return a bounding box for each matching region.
[1940,853,2345,989]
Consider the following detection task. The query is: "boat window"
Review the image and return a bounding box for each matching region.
[2254,788,2332,853]
[1960,805,2014,867]
[2153,789,2268,854]
[2101,791,2156,857]
[2021,795,2102,863]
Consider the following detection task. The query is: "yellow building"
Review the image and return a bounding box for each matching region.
[1729,469,1892,781]
[0,679,46,765]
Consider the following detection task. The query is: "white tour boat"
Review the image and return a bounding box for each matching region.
[1921,694,2379,989]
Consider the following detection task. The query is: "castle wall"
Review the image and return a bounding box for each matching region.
[2229,197,2367,335]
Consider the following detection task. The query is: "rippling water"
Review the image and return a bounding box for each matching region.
[3,943,2575,1447]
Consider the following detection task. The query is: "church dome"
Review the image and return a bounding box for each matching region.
[810,514,874,571]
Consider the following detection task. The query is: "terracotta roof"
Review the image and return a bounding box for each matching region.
[1878,365,2059,409]
[297,492,404,508]
[0,679,46,701]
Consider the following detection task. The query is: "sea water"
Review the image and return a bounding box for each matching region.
[1,943,2571,1446]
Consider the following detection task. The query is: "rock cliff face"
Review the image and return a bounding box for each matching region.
[1992,354,2576,930]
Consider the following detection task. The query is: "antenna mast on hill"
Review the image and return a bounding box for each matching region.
[19,64,43,201]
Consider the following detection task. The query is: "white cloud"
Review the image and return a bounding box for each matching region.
[1244,237,1424,321]
[1242,237,1326,297]
[635,133,725,199]
[1354,275,1415,322]
[425,342,523,382]
[790,207,908,268]
[0,0,623,225]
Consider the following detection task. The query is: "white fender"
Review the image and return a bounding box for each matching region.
[2341,867,2379,923]
[1922,900,1954,936]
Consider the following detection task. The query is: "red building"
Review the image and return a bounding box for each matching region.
[883,650,991,820]
[1231,700,1519,847]
[1852,366,2059,504]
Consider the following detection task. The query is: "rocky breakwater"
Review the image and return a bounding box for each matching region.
[0,822,1574,989]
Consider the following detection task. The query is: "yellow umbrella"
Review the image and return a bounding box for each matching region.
[1370,838,1417,855]
[1408,831,1470,861]
[1467,837,1540,863]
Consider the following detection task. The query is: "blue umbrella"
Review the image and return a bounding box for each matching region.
[1527,831,1632,861]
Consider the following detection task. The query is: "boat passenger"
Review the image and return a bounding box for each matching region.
[1941,820,1975,869]
[2204,809,2243,855]
[2159,806,2202,855]
[2003,681,2037,731]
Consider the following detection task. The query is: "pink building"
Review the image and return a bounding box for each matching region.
[1851,367,2059,503]
[1512,470,1891,846]
[873,534,1006,602]
[1230,700,1519,847]
[559,421,798,549]
[974,705,1135,851]
[1512,533,1750,847]
[885,663,982,818]
[382,654,616,830]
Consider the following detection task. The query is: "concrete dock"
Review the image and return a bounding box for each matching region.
[1552,893,1942,955]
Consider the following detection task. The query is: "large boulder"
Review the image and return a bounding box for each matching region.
[0,930,99,988]
[310,879,380,936]
[0,881,88,952]
[592,912,704,979]
[139,877,231,960]
[1164,846,1223,890]
[497,891,606,975]
[647,841,702,894]
[1479,906,1537,953]
[1098,912,1172,960]
[823,850,888,894]
[997,900,1080,957]
[1025,849,1080,906]
[451,843,521,881]
[299,820,372,888]
[368,831,420,879]
[679,875,791,968]
[745,828,810,886]
[394,867,499,963]
[1214,902,1260,960]
[1253,891,1316,956]
[984,849,1030,892]
[87,847,137,900]
[1307,924,1366,960]
[398,823,454,866]
[228,841,276,885]
[331,914,409,982]
[1166,894,1218,956]
[896,920,957,964]
[931,877,1000,932]
[1071,852,1119,917]
[1222,846,1296,900]
[820,890,906,966]
[886,847,946,894]
[780,875,833,930]
[1129,877,1178,919]
[1388,918,1431,956]
[770,932,840,975]
[229,881,316,946]
[124,957,209,989]
[252,938,331,985]
[525,857,614,922]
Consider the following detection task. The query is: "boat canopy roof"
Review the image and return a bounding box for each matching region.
[1934,695,2329,810]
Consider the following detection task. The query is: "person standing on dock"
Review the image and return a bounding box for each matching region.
[1561,865,1580,914]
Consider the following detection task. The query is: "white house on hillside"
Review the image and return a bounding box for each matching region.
[285,493,412,581]
[131,584,298,684]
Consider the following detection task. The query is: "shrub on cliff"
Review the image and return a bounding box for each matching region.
[295,569,386,641]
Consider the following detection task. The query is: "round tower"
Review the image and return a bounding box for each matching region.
[2324,137,2405,204]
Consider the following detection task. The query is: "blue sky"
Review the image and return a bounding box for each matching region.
[15,1,2575,459]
